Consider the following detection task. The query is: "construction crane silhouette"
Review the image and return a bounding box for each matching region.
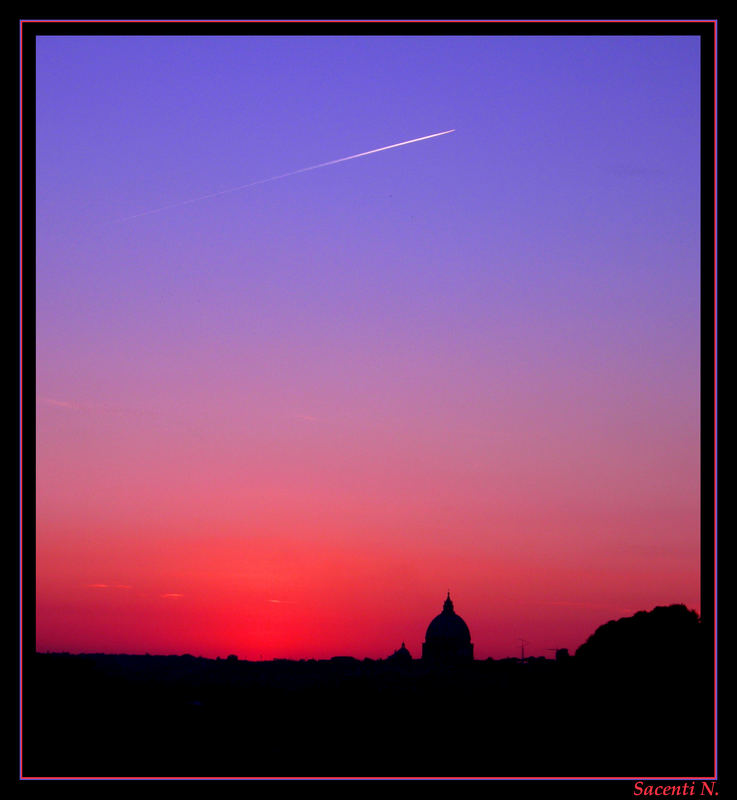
[518,638,530,664]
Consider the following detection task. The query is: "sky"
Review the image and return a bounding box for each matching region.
[34,32,703,661]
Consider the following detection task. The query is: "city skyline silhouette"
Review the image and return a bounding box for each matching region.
[24,17,716,784]
[24,601,713,778]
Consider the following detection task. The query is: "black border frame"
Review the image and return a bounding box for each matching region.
[18,19,719,791]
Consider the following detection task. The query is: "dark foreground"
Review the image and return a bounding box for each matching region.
[23,650,713,778]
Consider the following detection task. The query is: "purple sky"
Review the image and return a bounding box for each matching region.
[35,33,703,660]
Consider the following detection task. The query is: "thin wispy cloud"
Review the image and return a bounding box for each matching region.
[42,397,83,410]
[544,601,635,614]
[607,164,667,178]
[87,583,132,589]
[39,396,156,416]
[292,414,319,423]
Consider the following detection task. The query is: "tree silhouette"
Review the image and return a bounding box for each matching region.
[575,603,702,671]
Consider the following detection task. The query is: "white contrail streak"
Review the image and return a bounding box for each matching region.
[117,129,455,221]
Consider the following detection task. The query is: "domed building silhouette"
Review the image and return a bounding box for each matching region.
[387,642,412,663]
[422,593,474,664]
